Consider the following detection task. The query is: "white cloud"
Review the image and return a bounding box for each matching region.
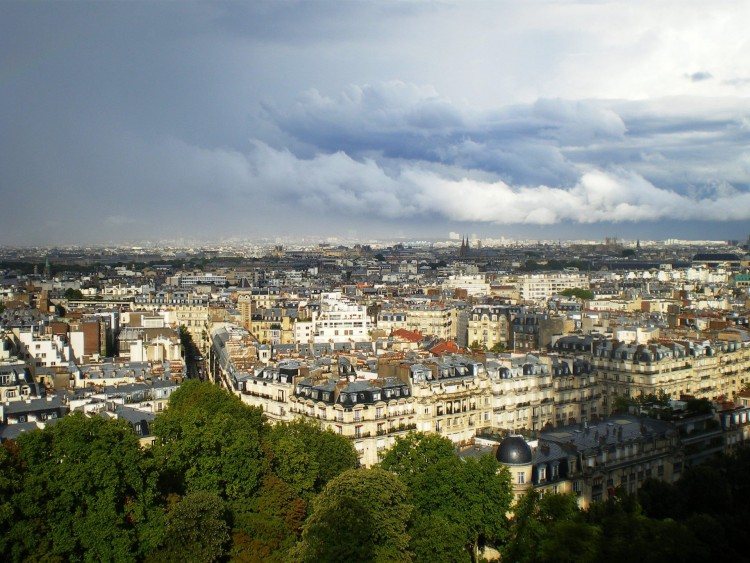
[233,141,750,226]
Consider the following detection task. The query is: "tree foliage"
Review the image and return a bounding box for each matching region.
[150,380,266,500]
[293,468,413,562]
[64,288,84,300]
[378,431,456,487]
[381,433,512,559]
[264,418,357,499]
[505,491,598,563]
[4,378,750,562]
[150,490,230,563]
[7,413,161,562]
[231,476,307,562]
[559,287,595,300]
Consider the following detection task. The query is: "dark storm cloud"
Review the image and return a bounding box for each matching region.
[263,83,630,186]
[263,82,750,209]
[2,1,749,244]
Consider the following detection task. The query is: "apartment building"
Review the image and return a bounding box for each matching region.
[247,308,296,345]
[468,305,509,350]
[311,292,369,344]
[377,305,456,340]
[484,414,682,509]
[487,354,600,433]
[518,272,589,303]
[173,273,227,288]
[0,359,40,402]
[13,328,72,370]
[587,339,750,414]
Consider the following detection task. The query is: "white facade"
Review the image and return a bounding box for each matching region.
[294,320,314,344]
[311,292,369,343]
[518,272,589,303]
[14,329,72,368]
[443,274,490,296]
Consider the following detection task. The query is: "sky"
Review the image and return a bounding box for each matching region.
[1,0,749,246]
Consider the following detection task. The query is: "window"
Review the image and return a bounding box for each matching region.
[517,472,525,484]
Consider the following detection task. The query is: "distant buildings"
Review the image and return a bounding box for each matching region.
[2,238,750,504]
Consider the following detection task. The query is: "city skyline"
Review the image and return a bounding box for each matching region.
[2,1,749,245]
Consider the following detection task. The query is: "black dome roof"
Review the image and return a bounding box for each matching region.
[496,436,533,465]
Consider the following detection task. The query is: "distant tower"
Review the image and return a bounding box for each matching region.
[43,257,51,280]
[460,236,469,258]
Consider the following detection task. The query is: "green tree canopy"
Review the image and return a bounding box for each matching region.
[378,431,456,488]
[410,454,513,559]
[264,419,357,499]
[293,468,413,562]
[559,287,594,300]
[64,287,84,300]
[7,413,161,562]
[409,513,470,562]
[380,433,512,558]
[150,380,266,501]
[150,490,230,563]
[230,475,307,563]
[504,491,597,563]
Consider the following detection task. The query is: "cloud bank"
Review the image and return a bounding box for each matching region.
[2,1,750,244]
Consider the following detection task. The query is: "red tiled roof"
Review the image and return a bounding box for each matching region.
[392,328,423,343]
[429,340,462,355]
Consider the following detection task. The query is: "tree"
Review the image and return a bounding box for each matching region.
[150,491,230,563]
[230,476,307,563]
[64,287,84,300]
[409,514,470,563]
[381,434,512,559]
[410,454,513,560]
[264,419,357,499]
[469,340,487,351]
[293,468,413,562]
[559,287,594,300]
[637,477,682,520]
[150,381,266,501]
[0,441,22,557]
[379,432,456,488]
[505,491,596,563]
[612,395,635,414]
[7,413,162,562]
[538,519,599,563]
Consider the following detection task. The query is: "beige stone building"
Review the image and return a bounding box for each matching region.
[468,305,509,350]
